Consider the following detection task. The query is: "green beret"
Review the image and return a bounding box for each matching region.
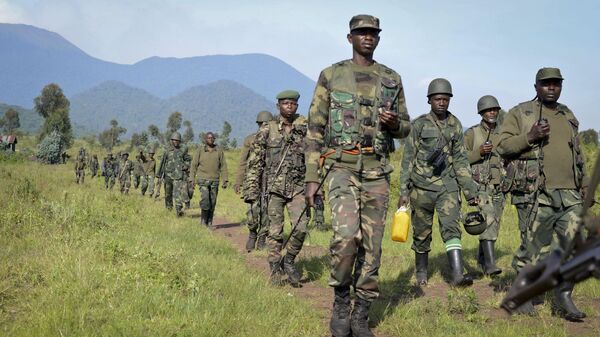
[349,14,381,32]
[536,67,563,81]
[276,90,300,101]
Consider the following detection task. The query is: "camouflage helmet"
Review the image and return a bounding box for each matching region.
[477,95,501,114]
[427,78,453,97]
[463,211,487,235]
[256,110,273,123]
[170,132,182,141]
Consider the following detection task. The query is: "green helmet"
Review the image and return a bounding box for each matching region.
[256,110,273,123]
[463,211,487,235]
[427,78,453,97]
[477,95,501,114]
[170,132,182,141]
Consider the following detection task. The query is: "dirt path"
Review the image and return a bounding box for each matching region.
[211,218,600,337]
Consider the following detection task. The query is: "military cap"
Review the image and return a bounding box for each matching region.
[349,14,381,32]
[536,67,563,81]
[276,90,300,101]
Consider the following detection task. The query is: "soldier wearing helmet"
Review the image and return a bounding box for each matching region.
[118,152,134,194]
[398,78,478,288]
[140,146,157,197]
[102,152,118,189]
[498,67,587,319]
[235,110,273,252]
[156,131,192,216]
[464,95,507,277]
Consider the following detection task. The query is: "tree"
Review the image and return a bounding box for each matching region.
[98,119,127,150]
[218,121,232,150]
[580,129,598,146]
[166,111,183,133]
[1,108,20,133]
[39,107,73,147]
[230,138,238,149]
[148,124,163,144]
[131,131,149,148]
[182,120,194,143]
[33,83,70,119]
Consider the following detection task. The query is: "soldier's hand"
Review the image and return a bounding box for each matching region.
[305,182,320,207]
[397,195,410,208]
[479,143,493,156]
[527,121,550,143]
[378,101,399,131]
[222,181,228,189]
[234,184,241,194]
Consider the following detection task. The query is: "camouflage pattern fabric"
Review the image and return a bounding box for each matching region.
[119,159,133,194]
[326,166,389,301]
[74,155,86,184]
[247,200,269,237]
[511,193,535,271]
[198,179,219,211]
[163,176,187,211]
[102,157,118,190]
[477,189,505,241]
[140,157,156,196]
[157,145,192,210]
[267,190,309,263]
[89,157,99,178]
[132,155,144,189]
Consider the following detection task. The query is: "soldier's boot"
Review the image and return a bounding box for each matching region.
[446,249,473,287]
[176,206,184,218]
[200,210,208,226]
[553,282,586,321]
[514,300,537,316]
[269,262,284,286]
[256,233,267,250]
[330,286,351,337]
[283,253,302,288]
[245,230,258,252]
[124,188,129,195]
[207,210,215,230]
[415,252,428,286]
[480,240,502,276]
[350,297,375,337]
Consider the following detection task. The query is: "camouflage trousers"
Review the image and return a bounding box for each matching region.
[478,186,506,241]
[247,200,269,236]
[119,174,131,194]
[327,166,390,301]
[140,175,154,196]
[511,192,535,272]
[91,168,97,178]
[104,174,116,189]
[153,178,162,198]
[410,187,461,254]
[267,190,309,264]
[198,179,219,212]
[133,174,141,189]
[75,169,85,184]
[164,176,187,210]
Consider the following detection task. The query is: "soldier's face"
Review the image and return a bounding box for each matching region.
[347,28,380,56]
[171,139,180,148]
[429,94,451,115]
[535,79,562,104]
[277,99,298,119]
[481,108,499,124]
[205,134,215,146]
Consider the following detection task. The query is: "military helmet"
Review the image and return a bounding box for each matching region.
[170,132,182,141]
[256,110,274,123]
[463,211,487,235]
[427,78,453,97]
[148,147,155,154]
[477,95,501,114]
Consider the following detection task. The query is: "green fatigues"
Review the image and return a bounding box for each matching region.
[244,115,309,264]
[119,159,133,194]
[464,121,506,241]
[510,193,535,271]
[132,156,144,189]
[89,157,98,178]
[102,157,117,189]
[400,112,478,253]
[74,156,86,184]
[190,145,228,220]
[158,145,192,211]
[237,132,269,235]
[305,60,411,301]
[141,157,156,196]
[498,100,586,269]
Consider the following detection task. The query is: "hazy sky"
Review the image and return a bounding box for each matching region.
[1,0,599,129]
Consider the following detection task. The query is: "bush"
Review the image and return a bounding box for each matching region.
[36,130,65,164]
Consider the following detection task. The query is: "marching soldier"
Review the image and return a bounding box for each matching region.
[141,147,156,196]
[74,151,86,184]
[89,154,99,178]
[157,132,192,217]
[102,152,117,189]
[118,152,133,194]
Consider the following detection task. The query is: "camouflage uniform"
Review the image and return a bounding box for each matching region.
[118,155,134,194]
[245,113,309,282]
[74,154,86,184]
[140,153,156,196]
[190,143,228,227]
[132,153,144,189]
[157,144,192,213]
[305,59,411,300]
[89,155,99,178]
[102,155,118,189]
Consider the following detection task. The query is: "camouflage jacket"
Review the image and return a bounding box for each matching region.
[119,159,133,180]
[89,157,99,171]
[143,158,156,176]
[157,145,192,181]
[464,121,504,186]
[244,115,307,200]
[305,59,411,182]
[235,132,257,188]
[133,155,145,176]
[74,156,86,171]
[399,111,477,199]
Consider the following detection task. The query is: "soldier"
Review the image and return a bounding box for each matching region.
[89,154,99,178]
[132,150,144,189]
[140,147,156,196]
[244,90,308,287]
[498,67,587,320]
[102,152,117,190]
[464,95,506,276]
[118,152,134,194]
[235,110,273,252]
[398,78,479,289]
[74,151,86,184]
[190,132,229,228]
[157,132,192,217]
[304,15,411,337]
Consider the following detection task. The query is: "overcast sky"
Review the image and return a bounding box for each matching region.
[1,0,599,129]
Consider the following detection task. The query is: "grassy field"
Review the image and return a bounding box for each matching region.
[1,137,599,337]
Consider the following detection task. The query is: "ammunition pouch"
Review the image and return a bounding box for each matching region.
[502,159,542,194]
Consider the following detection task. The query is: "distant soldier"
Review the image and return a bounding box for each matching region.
[245,90,308,287]
[464,95,506,276]
[190,132,229,228]
[140,148,156,196]
[157,132,192,216]
[118,152,134,194]
[102,152,117,190]
[89,154,99,178]
[74,151,86,184]
[132,150,145,189]
[399,78,478,288]
[498,67,587,320]
[235,110,273,252]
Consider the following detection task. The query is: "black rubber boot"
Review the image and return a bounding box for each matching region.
[480,240,502,276]
[256,233,267,250]
[415,252,428,286]
[446,249,473,287]
[269,262,283,286]
[200,210,208,226]
[330,286,351,337]
[553,282,586,321]
[514,300,537,316]
[283,253,301,288]
[207,210,214,230]
[350,297,375,337]
[245,230,257,252]
[175,206,183,217]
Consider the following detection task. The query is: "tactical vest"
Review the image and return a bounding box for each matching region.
[470,124,503,186]
[325,61,400,157]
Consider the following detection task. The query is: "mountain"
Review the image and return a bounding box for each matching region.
[0,23,316,109]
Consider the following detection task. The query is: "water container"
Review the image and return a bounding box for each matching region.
[391,206,410,242]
